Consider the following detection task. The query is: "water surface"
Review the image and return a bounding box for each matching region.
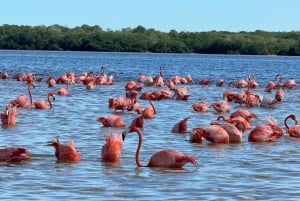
[1,50,300,200]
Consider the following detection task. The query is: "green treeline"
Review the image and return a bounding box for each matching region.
[0,24,300,55]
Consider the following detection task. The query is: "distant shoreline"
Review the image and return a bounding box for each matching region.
[0,24,299,56]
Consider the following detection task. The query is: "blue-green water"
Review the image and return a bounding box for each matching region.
[1,50,300,200]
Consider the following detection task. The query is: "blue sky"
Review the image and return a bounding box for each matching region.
[1,0,299,32]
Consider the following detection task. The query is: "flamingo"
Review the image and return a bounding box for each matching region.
[230,109,257,121]
[130,115,144,128]
[57,79,71,96]
[185,74,194,84]
[199,79,211,85]
[0,72,8,79]
[0,105,18,126]
[0,147,31,162]
[284,114,300,138]
[223,116,252,131]
[216,79,224,87]
[189,128,203,143]
[97,114,125,127]
[153,66,164,87]
[135,98,156,119]
[171,117,191,134]
[211,118,245,143]
[122,126,199,168]
[191,99,209,112]
[275,86,283,102]
[264,81,277,93]
[172,87,190,101]
[47,75,56,87]
[210,99,230,113]
[101,133,124,162]
[10,78,34,108]
[248,116,283,142]
[108,97,138,112]
[47,136,81,162]
[33,92,55,109]
[191,125,229,144]
[125,80,142,91]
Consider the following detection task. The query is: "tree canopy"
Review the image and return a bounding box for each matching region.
[0,24,299,55]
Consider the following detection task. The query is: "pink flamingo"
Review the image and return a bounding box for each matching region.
[135,98,156,119]
[97,114,125,127]
[0,105,18,126]
[172,87,190,101]
[210,99,230,113]
[47,136,81,162]
[108,97,138,112]
[284,114,300,138]
[189,128,203,143]
[264,81,277,93]
[216,79,224,87]
[211,117,245,143]
[230,109,257,120]
[57,79,71,96]
[130,115,144,128]
[101,133,124,162]
[191,99,209,112]
[191,125,229,144]
[248,116,283,142]
[33,92,55,109]
[275,86,283,102]
[122,126,199,168]
[0,147,31,162]
[10,78,34,108]
[47,75,56,87]
[171,117,191,134]
[0,72,8,79]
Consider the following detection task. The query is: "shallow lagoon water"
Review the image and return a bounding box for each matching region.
[1,50,300,200]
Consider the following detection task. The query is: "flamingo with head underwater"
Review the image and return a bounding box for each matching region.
[101,133,124,162]
[47,136,81,162]
[122,126,199,168]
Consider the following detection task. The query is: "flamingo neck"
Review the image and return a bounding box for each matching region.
[133,127,145,167]
[148,99,156,114]
[284,115,296,129]
[48,94,53,109]
[28,84,32,106]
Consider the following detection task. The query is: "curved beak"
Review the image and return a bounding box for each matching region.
[122,127,130,141]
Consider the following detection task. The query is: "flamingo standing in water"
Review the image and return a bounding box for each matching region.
[284,114,300,138]
[47,136,81,162]
[0,147,31,162]
[101,133,124,162]
[122,126,199,168]
[10,77,34,108]
[0,105,18,126]
[135,98,157,119]
[33,92,55,109]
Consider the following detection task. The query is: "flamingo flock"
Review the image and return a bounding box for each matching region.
[0,67,299,171]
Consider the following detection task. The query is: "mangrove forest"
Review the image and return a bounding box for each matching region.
[0,24,300,56]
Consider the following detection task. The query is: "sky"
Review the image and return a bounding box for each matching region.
[1,0,300,32]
